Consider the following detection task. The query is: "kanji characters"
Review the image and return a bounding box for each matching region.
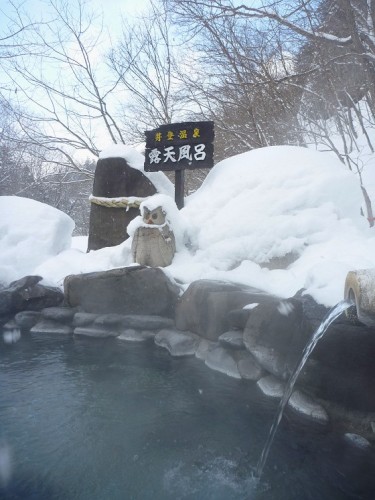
[149,148,162,164]
[194,143,206,161]
[163,146,176,162]
[178,145,192,161]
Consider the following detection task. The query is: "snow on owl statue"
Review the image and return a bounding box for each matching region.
[130,197,176,267]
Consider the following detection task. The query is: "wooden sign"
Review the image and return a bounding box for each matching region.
[144,121,214,172]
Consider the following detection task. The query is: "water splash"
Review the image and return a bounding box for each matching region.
[255,300,351,479]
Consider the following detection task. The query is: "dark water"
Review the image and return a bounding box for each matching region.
[1,332,375,500]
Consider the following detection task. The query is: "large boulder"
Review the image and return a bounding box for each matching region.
[243,297,311,379]
[175,279,276,340]
[299,321,375,412]
[87,156,158,251]
[0,275,63,326]
[64,266,180,317]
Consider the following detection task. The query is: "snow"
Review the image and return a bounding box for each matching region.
[0,196,74,284]
[1,145,375,308]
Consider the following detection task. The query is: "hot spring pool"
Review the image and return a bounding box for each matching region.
[1,332,374,499]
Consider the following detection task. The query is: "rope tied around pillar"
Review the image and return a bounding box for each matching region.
[89,194,146,211]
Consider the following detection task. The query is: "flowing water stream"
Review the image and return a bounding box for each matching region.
[255,300,351,478]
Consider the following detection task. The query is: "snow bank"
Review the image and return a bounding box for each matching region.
[3,146,375,307]
[0,196,75,284]
[171,146,375,305]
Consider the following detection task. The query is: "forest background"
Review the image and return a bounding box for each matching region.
[1,0,374,234]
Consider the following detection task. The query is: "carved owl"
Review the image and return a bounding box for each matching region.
[131,206,176,267]
[142,206,167,225]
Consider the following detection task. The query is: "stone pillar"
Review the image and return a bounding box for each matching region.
[87,157,157,252]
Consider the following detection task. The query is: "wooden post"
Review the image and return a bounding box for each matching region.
[175,169,185,209]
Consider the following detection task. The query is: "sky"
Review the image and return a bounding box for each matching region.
[0,0,152,158]
[0,0,149,31]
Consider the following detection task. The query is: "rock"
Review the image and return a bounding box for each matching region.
[257,375,285,398]
[118,329,156,342]
[31,320,73,335]
[312,322,375,370]
[259,252,299,270]
[87,156,158,251]
[94,314,126,327]
[14,311,41,330]
[3,320,17,330]
[218,330,245,349]
[244,298,310,379]
[121,314,175,330]
[195,339,218,361]
[293,289,330,330]
[41,307,76,324]
[299,318,375,412]
[227,308,252,330]
[74,327,120,338]
[175,279,275,340]
[237,351,264,380]
[154,329,200,356]
[344,433,371,449]
[0,275,63,316]
[64,266,180,317]
[288,390,329,424]
[299,358,375,412]
[246,345,285,380]
[204,346,241,379]
[73,312,99,327]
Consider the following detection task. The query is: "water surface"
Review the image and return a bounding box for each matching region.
[1,333,374,499]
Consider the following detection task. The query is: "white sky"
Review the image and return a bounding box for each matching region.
[0,0,149,31]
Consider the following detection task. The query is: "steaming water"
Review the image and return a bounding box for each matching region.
[1,331,375,499]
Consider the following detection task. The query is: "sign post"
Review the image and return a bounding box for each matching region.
[144,121,214,209]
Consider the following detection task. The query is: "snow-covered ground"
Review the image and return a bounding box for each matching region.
[1,144,375,307]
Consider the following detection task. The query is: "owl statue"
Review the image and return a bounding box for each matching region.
[131,205,176,267]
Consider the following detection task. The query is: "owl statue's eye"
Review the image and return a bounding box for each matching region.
[152,213,158,220]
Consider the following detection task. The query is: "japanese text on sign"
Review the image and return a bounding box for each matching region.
[144,121,214,172]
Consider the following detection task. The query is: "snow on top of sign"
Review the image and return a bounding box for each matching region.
[99,144,174,196]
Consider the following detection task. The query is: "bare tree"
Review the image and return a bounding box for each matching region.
[167,0,374,222]
[165,1,304,159]
[108,0,188,142]
[1,0,125,175]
